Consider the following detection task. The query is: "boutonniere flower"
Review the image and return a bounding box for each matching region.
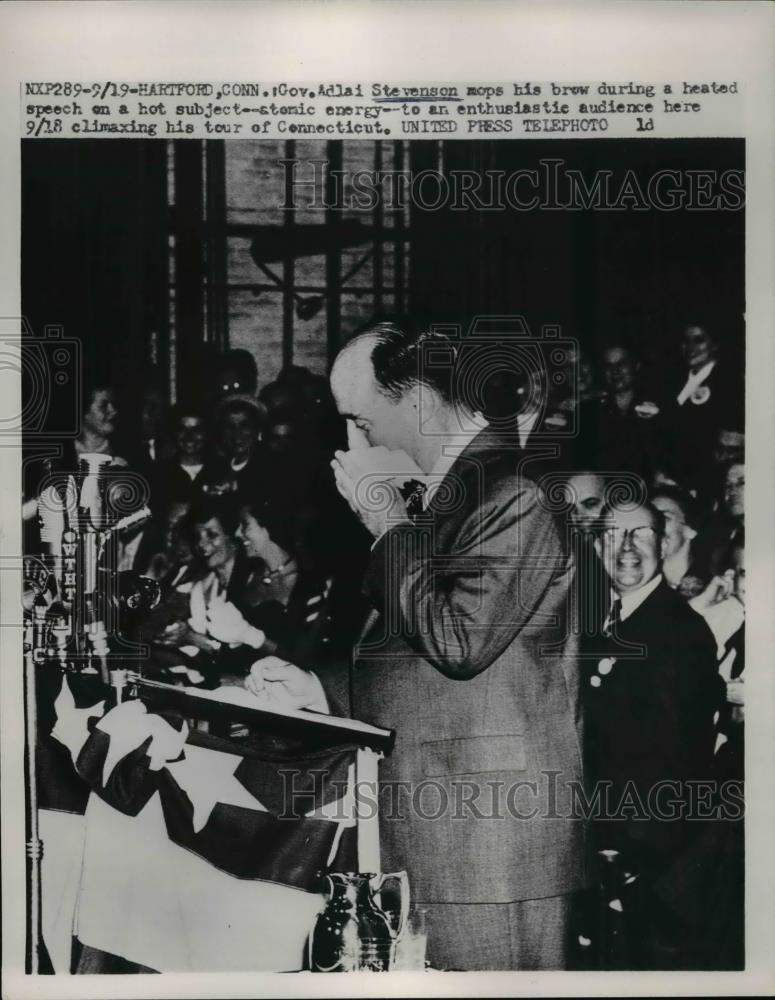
[634,400,660,419]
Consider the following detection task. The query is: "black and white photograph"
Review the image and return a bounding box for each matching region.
[2,3,774,998]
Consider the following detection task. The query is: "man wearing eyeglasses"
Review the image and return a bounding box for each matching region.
[585,499,723,969]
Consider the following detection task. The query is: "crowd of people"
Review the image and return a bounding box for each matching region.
[24,319,745,971]
[25,348,372,684]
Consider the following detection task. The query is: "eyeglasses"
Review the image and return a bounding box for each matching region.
[602,525,658,546]
[658,510,686,527]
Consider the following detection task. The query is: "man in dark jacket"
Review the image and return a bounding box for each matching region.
[585,498,723,967]
[655,323,744,494]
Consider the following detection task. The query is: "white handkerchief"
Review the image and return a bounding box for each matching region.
[339,445,424,483]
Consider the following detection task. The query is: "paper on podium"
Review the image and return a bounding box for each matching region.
[133,677,395,753]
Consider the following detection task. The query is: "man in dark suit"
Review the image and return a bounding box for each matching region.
[573,342,662,482]
[258,322,586,969]
[585,498,722,968]
[654,323,744,494]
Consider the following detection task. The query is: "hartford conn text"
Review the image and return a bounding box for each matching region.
[282,158,745,212]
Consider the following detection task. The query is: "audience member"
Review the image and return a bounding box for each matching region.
[145,500,194,583]
[714,535,745,766]
[206,501,332,669]
[562,471,616,654]
[138,380,169,464]
[722,460,745,530]
[585,499,722,969]
[575,342,661,479]
[214,348,259,400]
[201,394,266,504]
[657,322,744,493]
[75,381,126,464]
[24,377,131,553]
[653,534,745,971]
[154,402,209,511]
[258,378,303,414]
[266,365,345,451]
[565,471,606,528]
[651,485,709,597]
[152,498,264,678]
[713,425,745,469]
[707,459,745,575]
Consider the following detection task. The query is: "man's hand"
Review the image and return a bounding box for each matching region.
[346,419,371,452]
[206,597,265,649]
[689,571,735,613]
[157,620,210,650]
[244,656,329,713]
[331,445,418,539]
[726,678,744,707]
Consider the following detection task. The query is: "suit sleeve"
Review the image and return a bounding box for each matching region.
[363,477,568,680]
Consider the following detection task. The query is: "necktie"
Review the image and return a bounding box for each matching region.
[602,597,621,638]
[402,478,428,517]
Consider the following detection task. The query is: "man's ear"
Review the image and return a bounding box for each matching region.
[412,384,436,429]
[407,383,425,409]
[593,536,602,560]
[684,525,698,542]
[660,533,670,561]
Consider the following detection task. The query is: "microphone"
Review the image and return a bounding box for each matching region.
[104,506,153,537]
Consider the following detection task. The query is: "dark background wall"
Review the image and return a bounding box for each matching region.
[408,139,745,364]
[21,136,744,421]
[21,139,169,423]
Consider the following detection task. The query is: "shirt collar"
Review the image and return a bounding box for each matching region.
[428,414,490,481]
[516,410,541,448]
[424,415,489,508]
[615,573,663,621]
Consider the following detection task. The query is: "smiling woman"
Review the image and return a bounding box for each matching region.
[146,497,259,675]
[186,497,240,589]
[75,382,123,460]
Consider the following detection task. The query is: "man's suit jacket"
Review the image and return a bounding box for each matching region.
[510,410,575,483]
[584,580,722,873]
[657,360,744,490]
[347,428,586,904]
[572,395,662,483]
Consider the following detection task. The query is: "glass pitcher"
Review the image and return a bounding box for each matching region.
[309,871,409,972]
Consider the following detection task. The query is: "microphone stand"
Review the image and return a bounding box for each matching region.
[23,453,151,971]
[23,605,46,973]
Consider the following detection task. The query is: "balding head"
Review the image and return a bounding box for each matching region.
[330,323,467,470]
[330,331,426,460]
